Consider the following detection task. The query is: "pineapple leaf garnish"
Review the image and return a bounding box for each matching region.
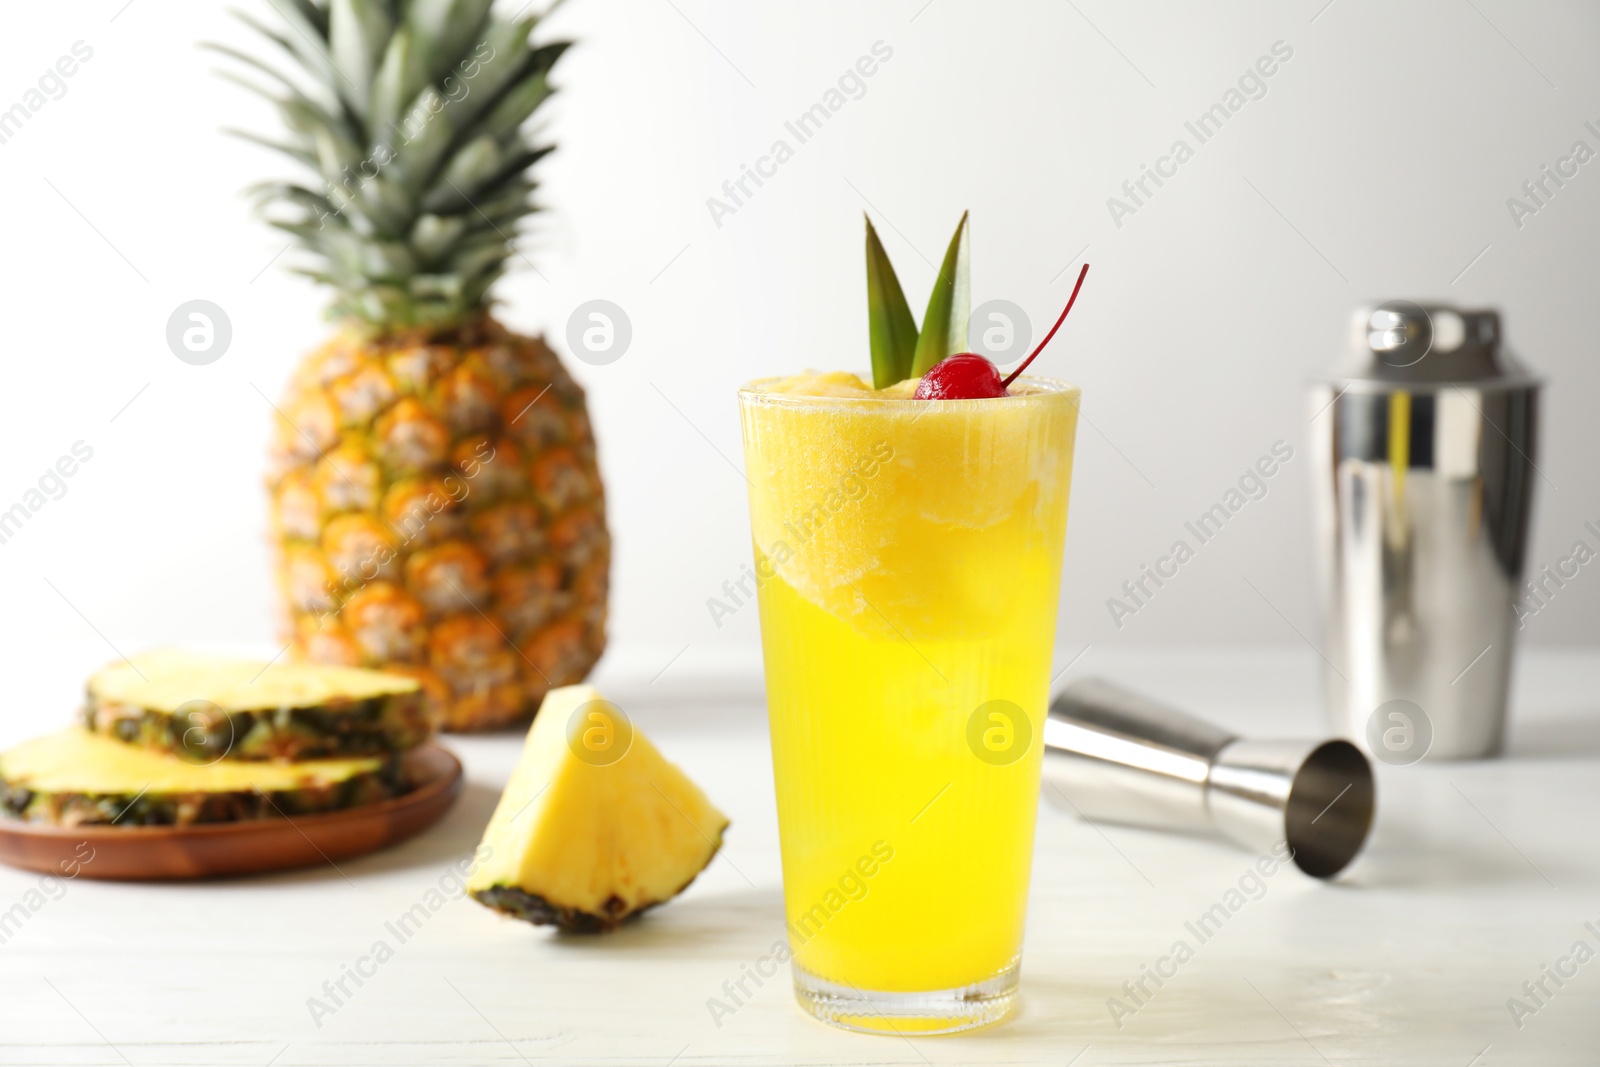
[910,211,970,378]
[865,215,918,390]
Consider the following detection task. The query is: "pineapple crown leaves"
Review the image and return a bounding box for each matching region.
[213,0,570,332]
[864,211,970,389]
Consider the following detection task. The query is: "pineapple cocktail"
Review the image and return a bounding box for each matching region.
[740,215,1086,1034]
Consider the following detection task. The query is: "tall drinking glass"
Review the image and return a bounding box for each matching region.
[737,376,1080,1034]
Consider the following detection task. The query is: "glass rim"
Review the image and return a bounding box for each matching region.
[737,374,1080,411]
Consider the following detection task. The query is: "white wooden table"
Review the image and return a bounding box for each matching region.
[2,648,1596,1065]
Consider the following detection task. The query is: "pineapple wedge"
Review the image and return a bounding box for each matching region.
[469,685,729,932]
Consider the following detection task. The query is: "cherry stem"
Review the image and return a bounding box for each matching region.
[1001,262,1090,388]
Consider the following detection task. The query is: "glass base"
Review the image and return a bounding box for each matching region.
[792,960,1019,1035]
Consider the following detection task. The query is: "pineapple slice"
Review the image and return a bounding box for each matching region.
[84,649,431,761]
[0,728,401,826]
[469,685,729,932]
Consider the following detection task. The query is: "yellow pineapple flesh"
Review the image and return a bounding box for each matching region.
[468,685,730,931]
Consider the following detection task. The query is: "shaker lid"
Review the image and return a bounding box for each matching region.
[1325,300,1538,388]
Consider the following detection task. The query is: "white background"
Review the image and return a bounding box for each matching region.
[1,0,1598,723]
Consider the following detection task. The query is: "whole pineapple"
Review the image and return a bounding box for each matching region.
[226,0,608,730]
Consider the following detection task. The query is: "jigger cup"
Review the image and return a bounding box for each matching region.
[1042,678,1375,878]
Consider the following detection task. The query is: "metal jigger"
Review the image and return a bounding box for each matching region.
[1042,678,1376,878]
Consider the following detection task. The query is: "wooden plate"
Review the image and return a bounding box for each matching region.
[0,742,463,881]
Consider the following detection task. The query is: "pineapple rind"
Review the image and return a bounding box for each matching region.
[0,772,406,828]
[80,696,430,762]
[270,320,609,730]
[469,846,725,934]
[469,885,629,934]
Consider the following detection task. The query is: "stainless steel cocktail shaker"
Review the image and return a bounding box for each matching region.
[1311,302,1540,760]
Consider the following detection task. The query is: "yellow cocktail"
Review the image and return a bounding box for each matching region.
[739,371,1079,1033]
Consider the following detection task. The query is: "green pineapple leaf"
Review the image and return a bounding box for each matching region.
[248,4,339,109]
[226,0,568,330]
[369,27,427,142]
[329,0,394,115]
[405,0,493,84]
[910,211,970,378]
[865,214,918,389]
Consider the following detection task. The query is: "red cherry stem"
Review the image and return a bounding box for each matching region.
[1001,262,1090,388]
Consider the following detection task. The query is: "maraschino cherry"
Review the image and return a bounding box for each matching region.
[913,263,1090,400]
[910,352,1007,399]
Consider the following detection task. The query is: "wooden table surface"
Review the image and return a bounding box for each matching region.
[2,648,1596,1065]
